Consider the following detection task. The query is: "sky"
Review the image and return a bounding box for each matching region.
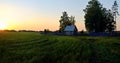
[0,0,120,31]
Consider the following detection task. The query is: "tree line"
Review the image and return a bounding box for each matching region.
[59,0,119,33]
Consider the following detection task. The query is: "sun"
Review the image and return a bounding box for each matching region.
[0,22,7,30]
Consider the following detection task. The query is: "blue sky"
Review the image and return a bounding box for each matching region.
[0,0,120,31]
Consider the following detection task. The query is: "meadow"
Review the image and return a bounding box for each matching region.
[0,32,120,63]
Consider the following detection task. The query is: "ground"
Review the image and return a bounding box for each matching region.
[0,32,120,63]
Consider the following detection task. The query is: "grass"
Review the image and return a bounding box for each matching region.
[0,32,120,63]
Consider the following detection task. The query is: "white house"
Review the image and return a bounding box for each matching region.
[64,25,78,35]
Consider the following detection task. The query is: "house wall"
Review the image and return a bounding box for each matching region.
[65,31,73,35]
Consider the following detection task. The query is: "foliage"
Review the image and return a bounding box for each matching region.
[112,0,119,30]
[59,12,76,32]
[102,9,115,32]
[0,32,120,63]
[112,0,119,18]
[84,0,116,32]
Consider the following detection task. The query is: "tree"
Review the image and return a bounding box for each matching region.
[84,0,103,32]
[103,9,116,32]
[59,11,76,32]
[112,0,119,30]
[69,16,75,25]
[44,29,50,33]
[84,0,115,32]
[59,12,69,32]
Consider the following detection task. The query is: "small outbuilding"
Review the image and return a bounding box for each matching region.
[64,25,78,35]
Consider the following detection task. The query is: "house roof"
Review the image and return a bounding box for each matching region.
[64,25,76,31]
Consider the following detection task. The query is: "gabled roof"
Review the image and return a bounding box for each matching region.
[64,25,76,31]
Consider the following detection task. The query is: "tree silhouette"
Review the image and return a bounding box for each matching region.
[103,9,116,32]
[112,0,119,30]
[69,16,75,25]
[84,0,115,32]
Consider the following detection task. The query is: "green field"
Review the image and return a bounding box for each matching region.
[0,32,120,63]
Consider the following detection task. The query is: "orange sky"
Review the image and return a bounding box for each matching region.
[0,3,86,31]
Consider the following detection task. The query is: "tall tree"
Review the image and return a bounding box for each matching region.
[84,0,115,32]
[112,0,119,30]
[59,12,76,32]
[84,0,104,32]
[103,9,116,32]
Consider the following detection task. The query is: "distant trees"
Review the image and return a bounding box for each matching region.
[44,29,50,33]
[84,0,116,32]
[0,30,17,32]
[59,11,76,32]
